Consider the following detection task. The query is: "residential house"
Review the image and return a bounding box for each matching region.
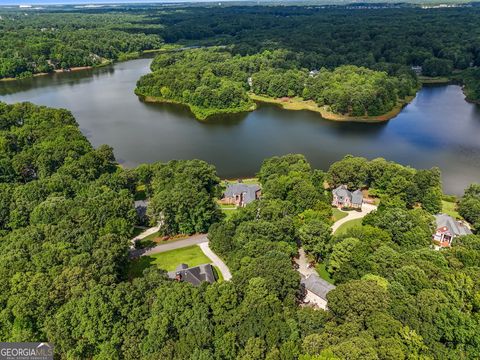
[300,273,336,310]
[168,263,216,286]
[220,182,261,207]
[332,185,363,209]
[433,214,472,248]
[411,65,423,75]
[134,199,149,224]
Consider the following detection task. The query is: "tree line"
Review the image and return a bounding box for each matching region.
[0,11,162,79]
[136,48,418,119]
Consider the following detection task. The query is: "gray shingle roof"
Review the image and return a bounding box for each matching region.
[435,214,472,237]
[224,183,261,204]
[352,190,363,205]
[333,185,363,206]
[168,263,216,286]
[301,273,336,300]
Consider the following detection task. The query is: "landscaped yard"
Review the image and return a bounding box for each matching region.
[315,262,334,284]
[219,203,238,221]
[150,245,211,271]
[225,177,259,185]
[332,208,348,222]
[442,200,462,219]
[334,218,363,235]
[127,245,212,279]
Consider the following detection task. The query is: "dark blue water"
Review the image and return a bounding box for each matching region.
[1,58,479,195]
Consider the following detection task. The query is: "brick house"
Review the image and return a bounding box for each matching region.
[220,182,261,207]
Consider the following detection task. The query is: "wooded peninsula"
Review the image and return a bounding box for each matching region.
[135,49,418,120]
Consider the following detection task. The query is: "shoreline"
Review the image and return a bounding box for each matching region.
[0,60,113,82]
[138,94,257,121]
[0,45,214,83]
[249,94,415,123]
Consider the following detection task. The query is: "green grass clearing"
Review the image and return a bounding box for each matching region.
[335,218,363,235]
[127,245,222,281]
[442,200,462,219]
[315,262,334,284]
[225,177,259,185]
[332,208,348,222]
[129,245,211,278]
[213,266,224,282]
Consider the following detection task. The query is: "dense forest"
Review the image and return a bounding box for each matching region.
[2,4,480,101]
[0,11,162,78]
[136,48,417,119]
[1,101,480,358]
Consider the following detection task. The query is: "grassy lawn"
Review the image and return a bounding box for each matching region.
[442,200,462,219]
[332,208,348,222]
[315,263,334,284]
[335,218,363,235]
[219,203,238,221]
[225,178,259,185]
[134,184,147,200]
[127,245,225,281]
[151,245,211,271]
[127,245,211,278]
[213,266,224,282]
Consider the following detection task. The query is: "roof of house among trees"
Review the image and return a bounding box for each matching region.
[224,183,261,204]
[333,185,363,205]
[434,214,472,236]
[168,263,216,286]
[301,273,336,300]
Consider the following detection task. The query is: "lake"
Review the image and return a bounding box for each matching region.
[1,57,479,195]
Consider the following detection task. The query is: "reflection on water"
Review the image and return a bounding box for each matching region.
[1,58,480,195]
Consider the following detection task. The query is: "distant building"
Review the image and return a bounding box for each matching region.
[134,200,149,224]
[300,273,336,310]
[220,182,261,207]
[433,214,472,248]
[168,263,216,286]
[309,69,319,77]
[411,65,423,75]
[332,185,363,209]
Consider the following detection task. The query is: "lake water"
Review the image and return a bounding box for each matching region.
[1,57,479,195]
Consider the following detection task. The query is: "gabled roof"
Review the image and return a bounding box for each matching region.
[435,214,472,237]
[168,263,216,286]
[224,183,261,204]
[134,200,149,208]
[333,185,363,205]
[352,190,363,205]
[301,273,336,300]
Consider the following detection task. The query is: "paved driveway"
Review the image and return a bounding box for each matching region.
[130,233,208,258]
[331,203,377,233]
[130,232,232,281]
[199,242,232,280]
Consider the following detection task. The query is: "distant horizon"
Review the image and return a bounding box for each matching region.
[1,0,242,5]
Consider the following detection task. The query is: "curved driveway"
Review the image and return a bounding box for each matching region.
[130,233,232,281]
[331,203,377,233]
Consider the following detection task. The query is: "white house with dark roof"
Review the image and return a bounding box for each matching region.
[433,214,472,248]
[220,182,261,207]
[332,185,363,209]
[300,273,336,310]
